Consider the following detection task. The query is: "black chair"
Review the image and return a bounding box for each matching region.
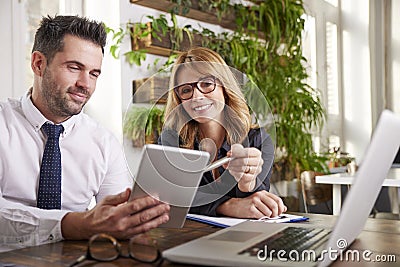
[392,148,400,168]
[300,171,332,214]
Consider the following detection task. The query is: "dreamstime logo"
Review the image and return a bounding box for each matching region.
[256,238,397,263]
[336,238,347,249]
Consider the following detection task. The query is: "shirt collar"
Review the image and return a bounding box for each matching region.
[221,138,230,152]
[21,89,78,136]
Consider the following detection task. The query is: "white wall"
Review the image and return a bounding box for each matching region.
[0,0,13,101]
[83,0,123,141]
[341,0,372,161]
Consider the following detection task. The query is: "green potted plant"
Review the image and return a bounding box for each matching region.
[105,13,199,65]
[123,105,165,147]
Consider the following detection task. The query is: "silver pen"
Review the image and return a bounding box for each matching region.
[203,156,233,172]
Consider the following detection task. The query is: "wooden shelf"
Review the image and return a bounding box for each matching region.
[131,22,204,57]
[129,0,263,57]
[130,0,236,31]
[132,76,168,104]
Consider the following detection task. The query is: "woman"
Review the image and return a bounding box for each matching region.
[159,47,286,218]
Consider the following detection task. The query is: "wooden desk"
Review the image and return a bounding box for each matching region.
[0,214,399,266]
[316,168,400,215]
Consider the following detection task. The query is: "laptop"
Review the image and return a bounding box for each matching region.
[129,144,210,228]
[163,109,400,266]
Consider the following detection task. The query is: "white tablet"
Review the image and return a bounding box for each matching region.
[129,144,210,228]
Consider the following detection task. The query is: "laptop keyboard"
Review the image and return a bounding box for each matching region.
[238,227,331,257]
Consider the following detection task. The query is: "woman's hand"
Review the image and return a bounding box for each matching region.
[224,144,263,192]
[216,190,287,219]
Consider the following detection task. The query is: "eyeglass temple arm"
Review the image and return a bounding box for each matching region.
[69,254,87,267]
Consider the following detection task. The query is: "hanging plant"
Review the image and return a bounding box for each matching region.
[123,106,165,147]
[106,14,196,67]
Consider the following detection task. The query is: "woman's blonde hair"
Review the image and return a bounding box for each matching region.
[164,47,252,149]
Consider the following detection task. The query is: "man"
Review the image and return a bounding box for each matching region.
[0,15,169,252]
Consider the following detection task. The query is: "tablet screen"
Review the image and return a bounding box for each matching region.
[129,144,210,228]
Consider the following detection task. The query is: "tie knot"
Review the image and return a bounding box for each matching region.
[42,123,64,139]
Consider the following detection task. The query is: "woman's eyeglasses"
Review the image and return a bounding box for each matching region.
[69,233,161,266]
[174,76,218,100]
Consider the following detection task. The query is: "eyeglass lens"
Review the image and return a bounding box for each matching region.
[129,235,161,263]
[69,234,119,267]
[89,234,120,261]
[175,76,216,100]
[89,234,159,263]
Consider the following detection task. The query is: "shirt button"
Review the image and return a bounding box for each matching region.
[48,234,54,241]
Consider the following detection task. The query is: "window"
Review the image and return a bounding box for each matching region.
[390,0,400,114]
[16,0,82,91]
[325,21,339,116]
[23,0,60,90]
[303,0,341,153]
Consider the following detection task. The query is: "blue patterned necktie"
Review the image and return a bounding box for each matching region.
[37,123,64,209]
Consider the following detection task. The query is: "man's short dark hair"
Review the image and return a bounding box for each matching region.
[32,15,107,63]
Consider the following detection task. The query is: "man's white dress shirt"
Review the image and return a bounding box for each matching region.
[0,92,132,251]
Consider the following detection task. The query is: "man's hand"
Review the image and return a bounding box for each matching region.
[216,190,287,219]
[61,188,170,240]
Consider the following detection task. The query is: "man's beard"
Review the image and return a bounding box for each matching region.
[41,69,90,118]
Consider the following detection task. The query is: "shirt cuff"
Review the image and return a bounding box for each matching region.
[0,208,69,252]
